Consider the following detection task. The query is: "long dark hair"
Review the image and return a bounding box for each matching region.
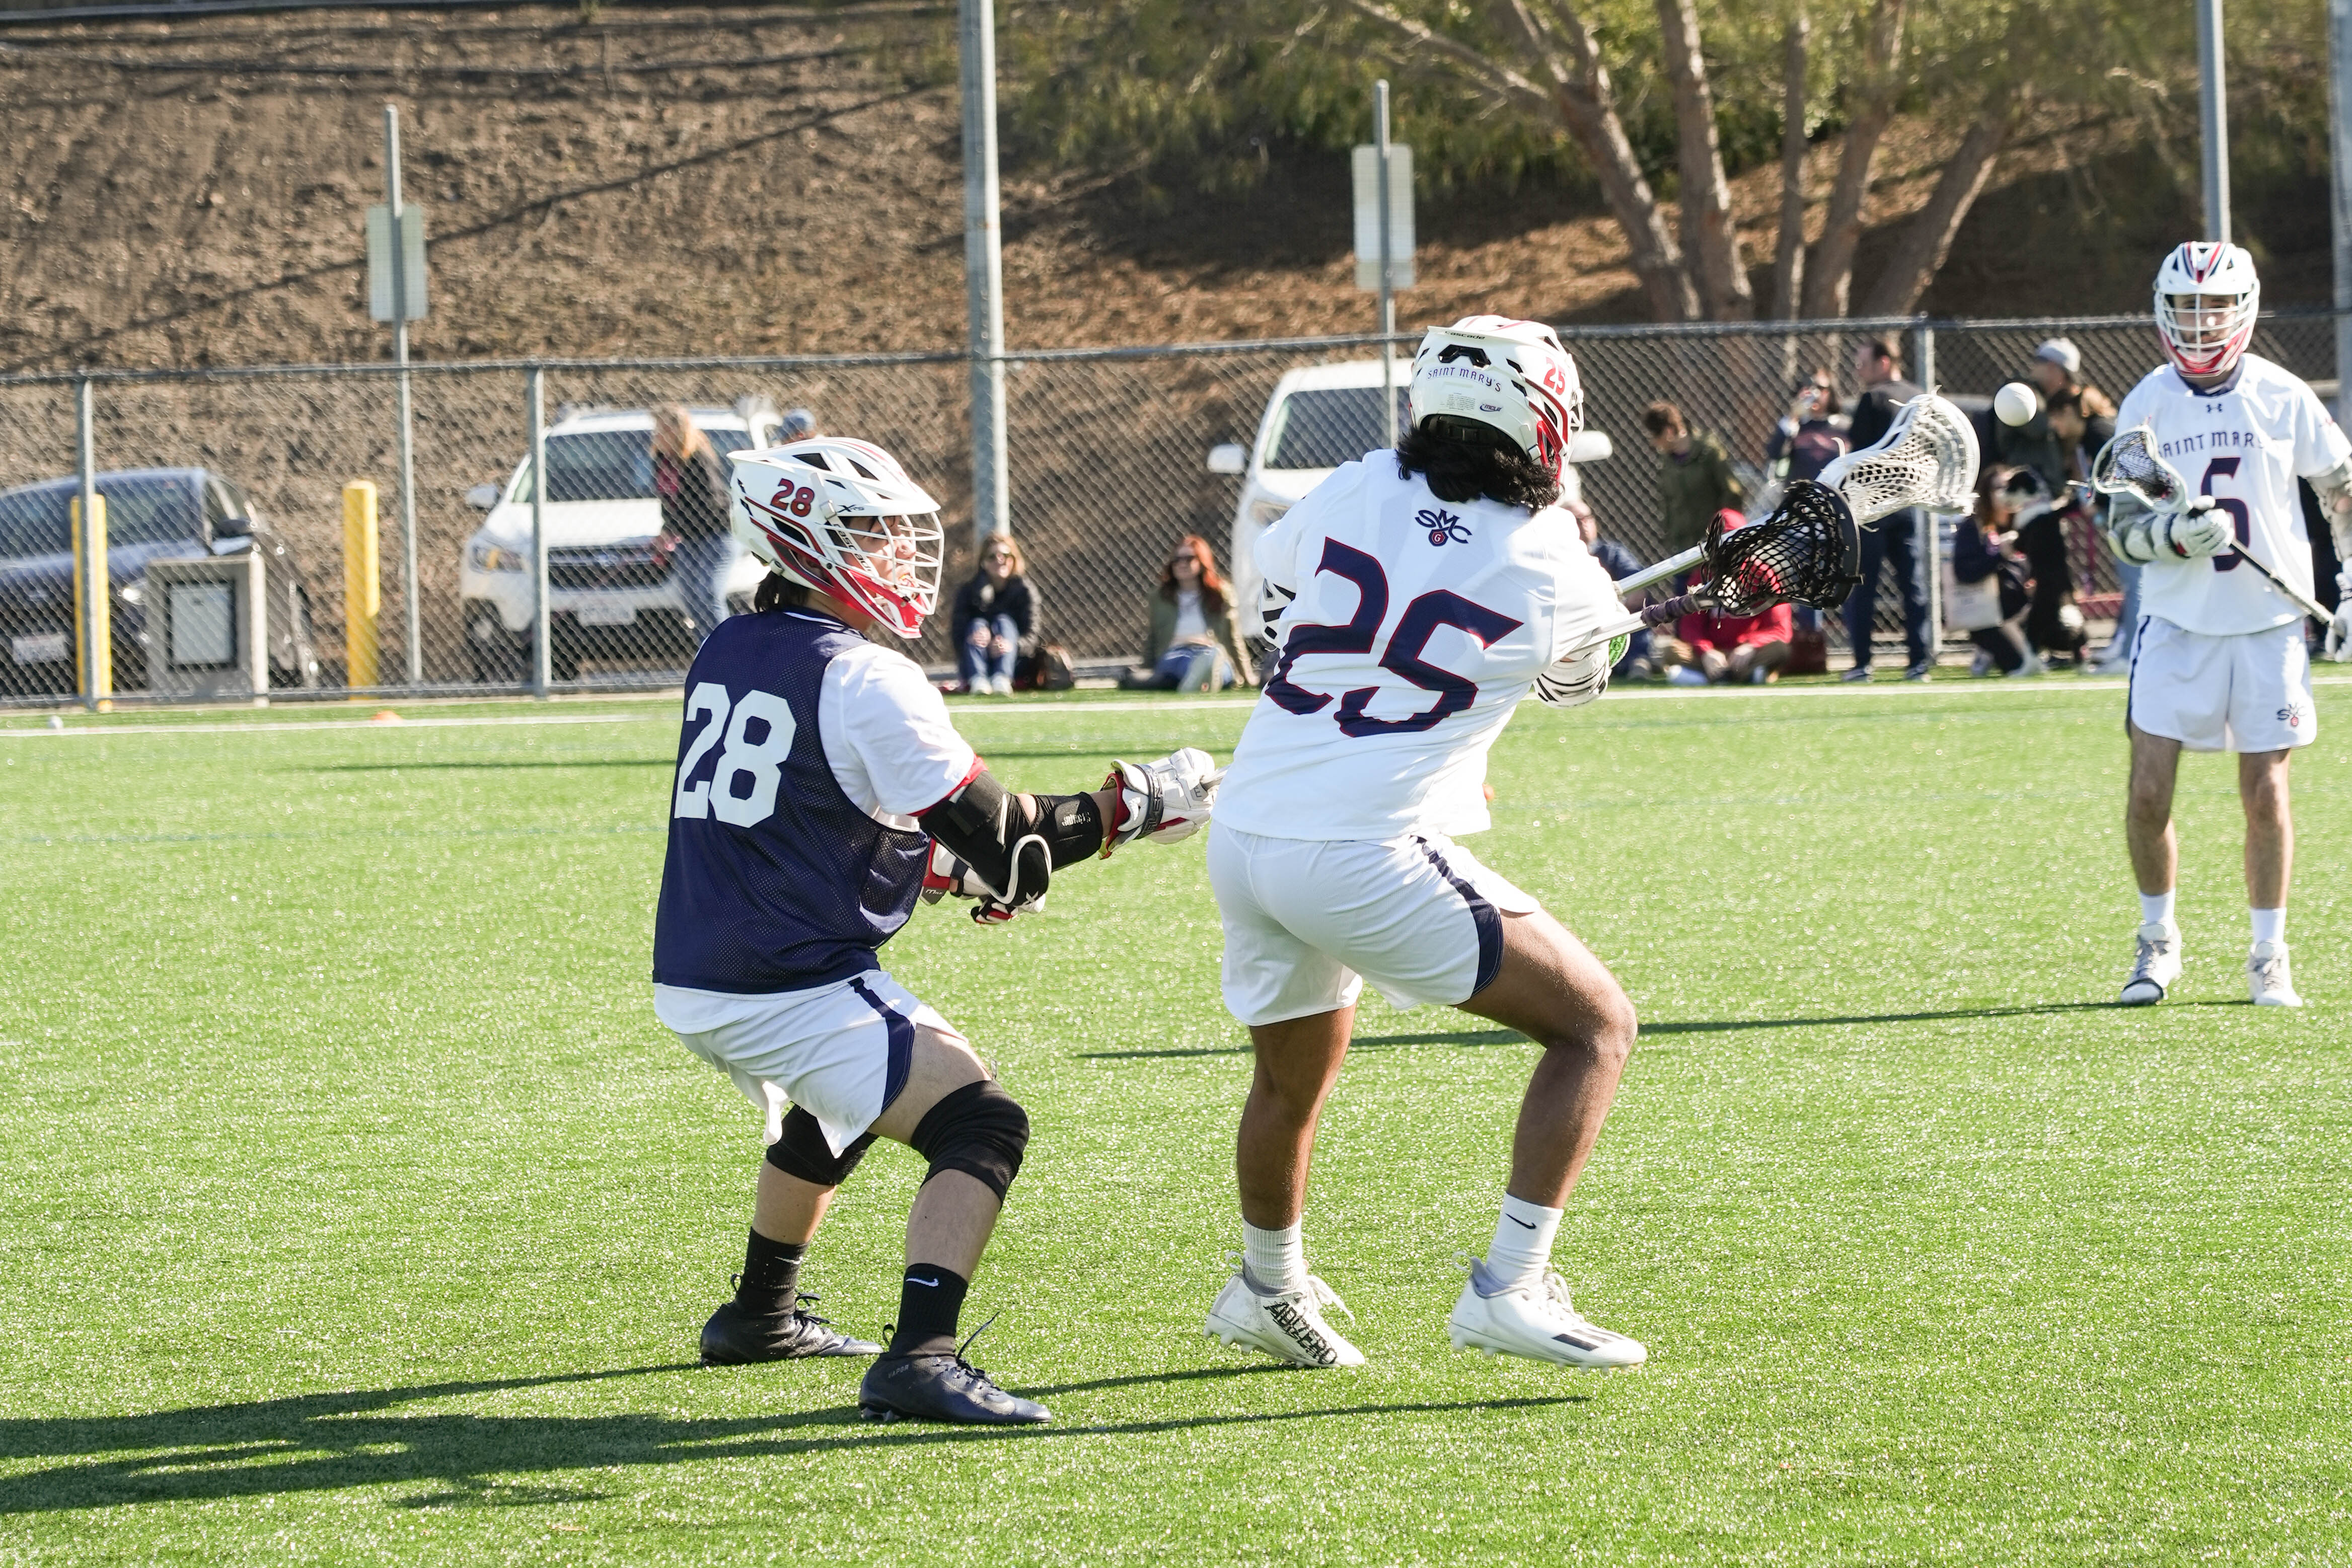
[754,571,817,613]
[1159,534,1229,614]
[1394,421,1561,510]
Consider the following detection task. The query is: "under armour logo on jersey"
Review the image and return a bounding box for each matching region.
[1418,507,1473,546]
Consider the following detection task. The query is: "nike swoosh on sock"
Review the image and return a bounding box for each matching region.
[908,1277,939,1287]
[1506,1216,1537,1229]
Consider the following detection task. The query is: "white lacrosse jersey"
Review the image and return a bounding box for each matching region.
[1214,456,1622,842]
[2113,353,2350,637]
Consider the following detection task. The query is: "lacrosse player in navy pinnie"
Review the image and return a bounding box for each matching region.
[652,435,1220,1425]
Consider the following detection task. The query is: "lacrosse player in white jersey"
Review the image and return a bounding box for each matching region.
[1200,316,1646,1371]
[2105,242,2352,1008]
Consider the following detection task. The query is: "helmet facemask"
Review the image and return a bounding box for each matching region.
[2153,243,2260,380]
[730,438,944,638]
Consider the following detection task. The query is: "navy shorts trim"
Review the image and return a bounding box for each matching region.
[847,976,916,1113]
[1416,838,1504,997]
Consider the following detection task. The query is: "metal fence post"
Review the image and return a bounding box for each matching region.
[1913,319,1937,392]
[959,0,1010,550]
[528,366,550,699]
[1375,79,1397,444]
[74,374,105,711]
[386,108,422,685]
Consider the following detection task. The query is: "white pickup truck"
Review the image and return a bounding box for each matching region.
[1206,359,1612,640]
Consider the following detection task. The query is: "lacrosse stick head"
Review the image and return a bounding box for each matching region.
[2088,425,2189,513]
[1693,482,1863,615]
[1816,393,1980,525]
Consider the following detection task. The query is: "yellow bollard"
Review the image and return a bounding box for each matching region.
[70,493,111,710]
[343,480,380,692]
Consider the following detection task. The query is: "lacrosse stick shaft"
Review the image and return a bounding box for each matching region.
[2222,547,2334,623]
[1558,593,1710,662]
[1610,545,1704,597]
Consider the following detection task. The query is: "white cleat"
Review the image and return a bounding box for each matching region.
[1445,1256,1646,1369]
[2248,940,2303,1007]
[2119,921,2182,1006]
[1203,1257,1365,1368]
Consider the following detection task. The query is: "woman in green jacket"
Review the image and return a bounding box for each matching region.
[1122,535,1256,691]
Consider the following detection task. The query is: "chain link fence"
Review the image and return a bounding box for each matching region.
[1,310,2340,704]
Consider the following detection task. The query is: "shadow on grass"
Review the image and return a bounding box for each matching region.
[1079,1000,2231,1059]
[0,1363,1583,1514]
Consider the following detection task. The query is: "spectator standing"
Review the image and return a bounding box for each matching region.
[1566,496,1652,679]
[2043,386,2137,674]
[653,404,737,646]
[778,408,821,442]
[1642,401,1746,557]
[1838,337,1934,682]
[950,533,1038,695]
[1122,535,1255,691]
[1765,370,1850,484]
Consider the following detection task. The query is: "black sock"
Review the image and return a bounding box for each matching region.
[736,1230,805,1314]
[887,1264,970,1357]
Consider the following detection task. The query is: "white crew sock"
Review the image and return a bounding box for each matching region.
[2140,890,2176,929]
[2251,907,2287,945]
[1242,1222,1307,1294]
[1487,1195,1563,1291]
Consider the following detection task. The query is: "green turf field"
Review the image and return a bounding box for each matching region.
[2,681,2346,1565]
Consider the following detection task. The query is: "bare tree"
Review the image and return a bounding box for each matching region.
[1801,0,1907,319]
[1768,10,1811,322]
[1654,0,1753,319]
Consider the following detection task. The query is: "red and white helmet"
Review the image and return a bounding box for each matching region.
[2154,242,2260,380]
[728,437,943,639]
[1407,315,1583,475]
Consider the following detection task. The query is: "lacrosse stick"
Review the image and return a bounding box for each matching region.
[2089,425,2332,624]
[1561,392,1976,660]
[1592,392,1974,621]
[1816,392,1980,524]
[1559,481,1863,660]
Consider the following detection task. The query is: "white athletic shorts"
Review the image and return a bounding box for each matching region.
[653,970,963,1155]
[1209,824,1539,1027]
[2127,616,2317,754]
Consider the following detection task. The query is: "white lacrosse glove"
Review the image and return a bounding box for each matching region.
[1103,747,1222,852]
[2161,499,2233,560]
[1533,638,1615,708]
[2328,570,2352,663]
[920,841,1043,925]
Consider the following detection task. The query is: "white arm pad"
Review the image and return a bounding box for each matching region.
[2310,457,2352,561]
[2104,491,2163,565]
[1533,639,1613,709]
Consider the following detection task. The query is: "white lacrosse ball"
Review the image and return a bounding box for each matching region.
[1993,382,2037,427]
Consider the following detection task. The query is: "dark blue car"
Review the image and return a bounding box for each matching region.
[0,468,317,698]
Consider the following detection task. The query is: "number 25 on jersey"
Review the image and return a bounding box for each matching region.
[674,682,796,826]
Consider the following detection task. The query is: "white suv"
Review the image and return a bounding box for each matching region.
[459,400,779,682]
[1207,359,1612,641]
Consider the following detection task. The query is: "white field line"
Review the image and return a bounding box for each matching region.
[12,673,2352,739]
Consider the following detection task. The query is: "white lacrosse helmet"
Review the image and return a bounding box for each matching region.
[2154,242,2260,380]
[1407,315,1583,475]
[728,437,944,639]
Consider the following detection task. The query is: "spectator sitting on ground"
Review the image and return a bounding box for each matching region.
[950,532,1038,695]
[1642,400,1746,557]
[1765,368,1850,484]
[652,404,736,647]
[1566,496,1653,680]
[1952,466,2040,678]
[1653,510,1794,685]
[1119,534,1255,691]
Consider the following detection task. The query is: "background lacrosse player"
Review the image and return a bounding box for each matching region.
[652,434,1217,1424]
[1199,315,1648,1373]
[2102,241,2352,1008]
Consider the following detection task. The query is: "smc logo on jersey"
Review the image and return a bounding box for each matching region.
[1419,507,1473,546]
[2278,701,2306,729]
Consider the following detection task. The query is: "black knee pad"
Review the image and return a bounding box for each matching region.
[907,1080,1030,1200]
[765,1106,875,1187]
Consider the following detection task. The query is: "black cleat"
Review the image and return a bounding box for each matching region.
[701,1292,883,1365]
[857,1328,1051,1425]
